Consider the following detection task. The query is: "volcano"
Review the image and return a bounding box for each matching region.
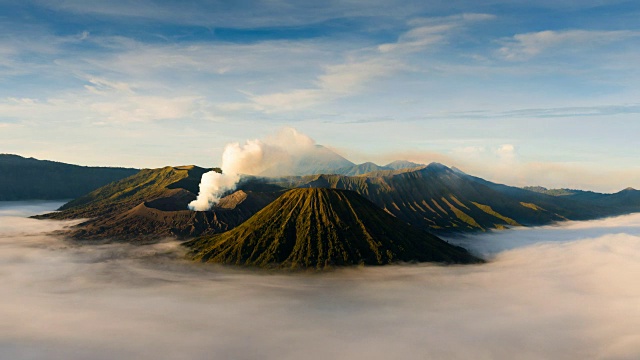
[184,188,482,269]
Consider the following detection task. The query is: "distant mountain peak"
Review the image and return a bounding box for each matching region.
[287,144,354,176]
[331,162,390,176]
[425,162,451,171]
[384,160,425,170]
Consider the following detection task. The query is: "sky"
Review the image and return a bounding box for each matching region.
[0,0,639,191]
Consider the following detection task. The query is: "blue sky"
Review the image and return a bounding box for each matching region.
[1,0,639,191]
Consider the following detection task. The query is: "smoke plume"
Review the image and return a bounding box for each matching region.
[189,127,320,211]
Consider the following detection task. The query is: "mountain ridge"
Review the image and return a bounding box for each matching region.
[32,160,640,241]
[185,188,482,269]
[281,162,639,233]
[36,165,283,240]
[0,154,138,201]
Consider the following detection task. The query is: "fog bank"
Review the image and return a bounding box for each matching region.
[1,202,640,359]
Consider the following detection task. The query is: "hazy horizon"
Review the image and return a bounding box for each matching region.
[3,138,638,194]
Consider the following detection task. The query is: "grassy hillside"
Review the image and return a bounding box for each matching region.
[52,166,206,217]
[273,163,634,233]
[185,188,482,269]
[36,166,281,241]
[0,154,138,200]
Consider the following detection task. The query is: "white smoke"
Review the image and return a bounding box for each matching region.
[188,127,319,211]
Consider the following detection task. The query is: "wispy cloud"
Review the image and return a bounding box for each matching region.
[245,58,403,112]
[75,76,208,123]
[229,13,496,113]
[498,30,640,60]
[31,0,428,28]
[378,23,454,53]
[416,104,640,120]
[2,0,640,180]
[0,89,207,124]
[499,104,640,118]
[379,13,495,53]
[84,77,134,95]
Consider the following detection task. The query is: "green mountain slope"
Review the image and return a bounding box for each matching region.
[52,165,207,218]
[456,171,639,220]
[0,154,138,200]
[184,188,482,269]
[37,165,282,240]
[564,187,640,212]
[279,163,635,233]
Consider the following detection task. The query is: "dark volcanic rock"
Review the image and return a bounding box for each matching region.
[36,165,282,241]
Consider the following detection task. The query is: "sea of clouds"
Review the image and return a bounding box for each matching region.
[1,201,639,359]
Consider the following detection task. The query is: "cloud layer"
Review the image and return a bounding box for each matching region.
[2,202,640,359]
